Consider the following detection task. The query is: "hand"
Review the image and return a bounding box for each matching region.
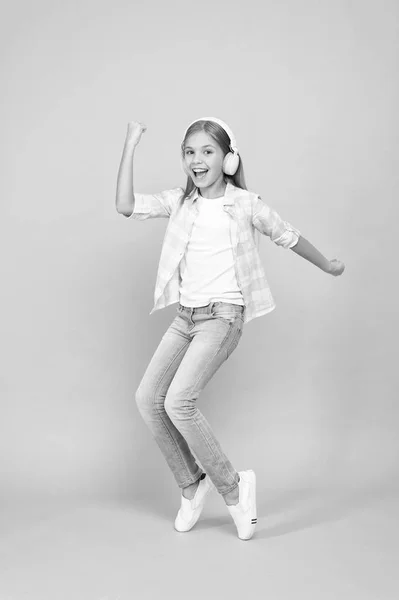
[126,121,147,146]
[328,259,345,276]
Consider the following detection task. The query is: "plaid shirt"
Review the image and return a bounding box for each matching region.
[129,181,301,324]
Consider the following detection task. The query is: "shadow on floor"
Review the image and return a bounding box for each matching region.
[126,483,399,541]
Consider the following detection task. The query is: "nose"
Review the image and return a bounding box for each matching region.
[192,152,204,164]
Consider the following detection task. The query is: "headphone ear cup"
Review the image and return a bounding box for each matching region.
[223,151,240,176]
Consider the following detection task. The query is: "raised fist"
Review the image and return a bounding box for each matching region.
[126,121,147,146]
[328,259,345,276]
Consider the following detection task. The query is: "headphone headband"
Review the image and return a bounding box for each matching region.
[184,116,238,153]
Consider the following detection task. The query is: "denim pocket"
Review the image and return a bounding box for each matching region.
[211,303,245,325]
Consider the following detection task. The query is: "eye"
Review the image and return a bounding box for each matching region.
[185,150,193,155]
[204,150,213,155]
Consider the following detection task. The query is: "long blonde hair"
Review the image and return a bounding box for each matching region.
[181,120,247,199]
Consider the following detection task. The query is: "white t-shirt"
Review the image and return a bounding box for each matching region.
[179,195,244,307]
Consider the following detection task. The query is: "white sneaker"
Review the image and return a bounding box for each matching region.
[226,470,257,540]
[174,474,214,532]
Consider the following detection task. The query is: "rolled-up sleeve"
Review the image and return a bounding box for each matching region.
[129,187,183,220]
[252,195,301,249]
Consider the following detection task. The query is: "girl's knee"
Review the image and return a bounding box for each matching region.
[135,385,151,412]
[135,384,164,414]
[165,392,195,421]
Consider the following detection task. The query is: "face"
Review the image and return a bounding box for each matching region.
[182,131,225,192]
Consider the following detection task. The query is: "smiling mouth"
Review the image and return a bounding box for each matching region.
[192,169,208,180]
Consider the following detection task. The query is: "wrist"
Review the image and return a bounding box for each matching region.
[125,137,139,150]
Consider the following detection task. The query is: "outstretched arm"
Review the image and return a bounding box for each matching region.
[116,121,147,217]
[251,196,345,277]
[290,236,345,276]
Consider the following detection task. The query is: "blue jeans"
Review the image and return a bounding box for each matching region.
[135,301,245,496]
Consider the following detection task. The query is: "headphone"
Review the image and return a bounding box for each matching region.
[181,116,240,176]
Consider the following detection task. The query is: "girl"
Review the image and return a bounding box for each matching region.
[115,117,345,541]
